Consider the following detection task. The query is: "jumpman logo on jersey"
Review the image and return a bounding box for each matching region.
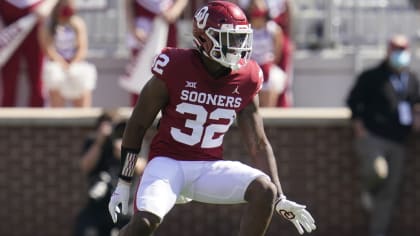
[186,81,197,89]
[232,86,240,95]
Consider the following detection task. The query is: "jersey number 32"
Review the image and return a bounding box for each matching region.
[152,53,236,149]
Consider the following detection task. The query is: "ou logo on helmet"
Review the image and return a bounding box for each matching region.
[195,6,209,29]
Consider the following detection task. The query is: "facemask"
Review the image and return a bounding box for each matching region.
[59,5,75,19]
[225,52,242,70]
[389,50,411,69]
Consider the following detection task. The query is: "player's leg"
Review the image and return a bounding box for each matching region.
[187,160,276,236]
[119,157,185,236]
[118,211,160,236]
[238,176,277,236]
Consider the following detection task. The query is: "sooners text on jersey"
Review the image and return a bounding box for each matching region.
[148,47,263,161]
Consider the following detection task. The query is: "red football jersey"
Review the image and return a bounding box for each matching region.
[148,48,263,161]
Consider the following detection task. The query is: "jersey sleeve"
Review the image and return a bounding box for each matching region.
[238,61,264,110]
[150,47,176,82]
[251,62,264,98]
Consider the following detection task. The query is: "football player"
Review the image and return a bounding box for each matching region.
[109,1,316,236]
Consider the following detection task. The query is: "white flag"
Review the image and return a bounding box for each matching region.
[119,17,169,94]
[0,0,59,67]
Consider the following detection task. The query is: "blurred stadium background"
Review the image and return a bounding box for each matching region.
[1,0,420,235]
[9,0,420,108]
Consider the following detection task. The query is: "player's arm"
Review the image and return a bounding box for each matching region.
[108,76,168,223]
[119,76,168,182]
[236,96,282,194]
[238,96,316,235]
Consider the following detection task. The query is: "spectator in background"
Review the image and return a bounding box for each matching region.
[124,0,188,106]
[237,0,294,107]
[271,0,294,107]
[74,113,146,236]
[0,0,45,107]
[247,0,286,107]
[39,0,97,107]
[346,34,420,236]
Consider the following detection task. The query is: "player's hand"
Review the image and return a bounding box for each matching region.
[108,180,131,223]
[275,195,316,235]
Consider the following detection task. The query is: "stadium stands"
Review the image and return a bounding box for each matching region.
[9,0,420,107]
[76,0,420,56]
